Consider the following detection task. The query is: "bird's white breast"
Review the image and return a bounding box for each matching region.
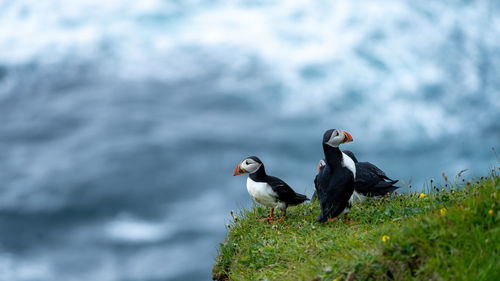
[246,177,279,208]
[342,152,356,178]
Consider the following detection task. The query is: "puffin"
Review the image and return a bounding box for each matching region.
[313,159,353,212]
[342,150,400,199]
[315,129,355,223]
[314,152,400,201]
[233,156,308,222]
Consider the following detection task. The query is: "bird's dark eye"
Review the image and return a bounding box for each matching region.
[245,161,249,165]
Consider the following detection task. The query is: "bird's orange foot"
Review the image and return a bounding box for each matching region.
[270,218,288,226]
[257,209,275,222]
[271,216,285,223]
[327,217,337,223]
[343,214,355,225]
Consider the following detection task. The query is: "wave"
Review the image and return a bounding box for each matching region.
[0,1,499,280]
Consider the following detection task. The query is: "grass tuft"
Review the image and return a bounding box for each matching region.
[213,169,500,280]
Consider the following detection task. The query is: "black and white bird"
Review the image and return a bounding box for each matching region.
[342,150,400,199]
[233,156,308,222]
[315,129,356,223]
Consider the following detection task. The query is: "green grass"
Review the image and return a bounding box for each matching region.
[212,168,500,281]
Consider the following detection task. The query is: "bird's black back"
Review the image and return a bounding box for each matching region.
[354,162,399,196]
[316,164,355,222]
[250,165,308,205]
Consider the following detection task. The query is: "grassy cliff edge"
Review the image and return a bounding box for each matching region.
[213,169,500,280]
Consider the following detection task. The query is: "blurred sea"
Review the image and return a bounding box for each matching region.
[0,0,499,280]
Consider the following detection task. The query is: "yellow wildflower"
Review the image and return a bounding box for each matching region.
[440,208,446,215]
[489,209,493,215]
[419,193,425,198]
[382,235,390,243]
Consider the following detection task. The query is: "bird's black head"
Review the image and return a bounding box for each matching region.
[246,156,262,164]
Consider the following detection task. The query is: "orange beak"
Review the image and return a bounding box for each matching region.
[341,131,353,143]
[233,163,246,176]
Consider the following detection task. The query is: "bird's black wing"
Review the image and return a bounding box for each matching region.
[354,162,382,193]
[363,162,387,177]
[266,175,308,205]
[355,162,399,196]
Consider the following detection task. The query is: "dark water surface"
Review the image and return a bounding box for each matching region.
[0,1,499,280]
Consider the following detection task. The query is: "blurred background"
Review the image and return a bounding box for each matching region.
[0,0,499,280]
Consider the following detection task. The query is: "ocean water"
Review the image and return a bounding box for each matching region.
[0,0,499,280]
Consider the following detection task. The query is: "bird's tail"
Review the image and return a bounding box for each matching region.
[371,180,400,196]
[381,176,398,185]
[289,193,309,205]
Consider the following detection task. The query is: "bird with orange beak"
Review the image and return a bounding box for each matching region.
[233,156,308,222]
[314,129,356,223]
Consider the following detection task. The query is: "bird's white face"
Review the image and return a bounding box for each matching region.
[324,129,353,148]
[233,157,262,175]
